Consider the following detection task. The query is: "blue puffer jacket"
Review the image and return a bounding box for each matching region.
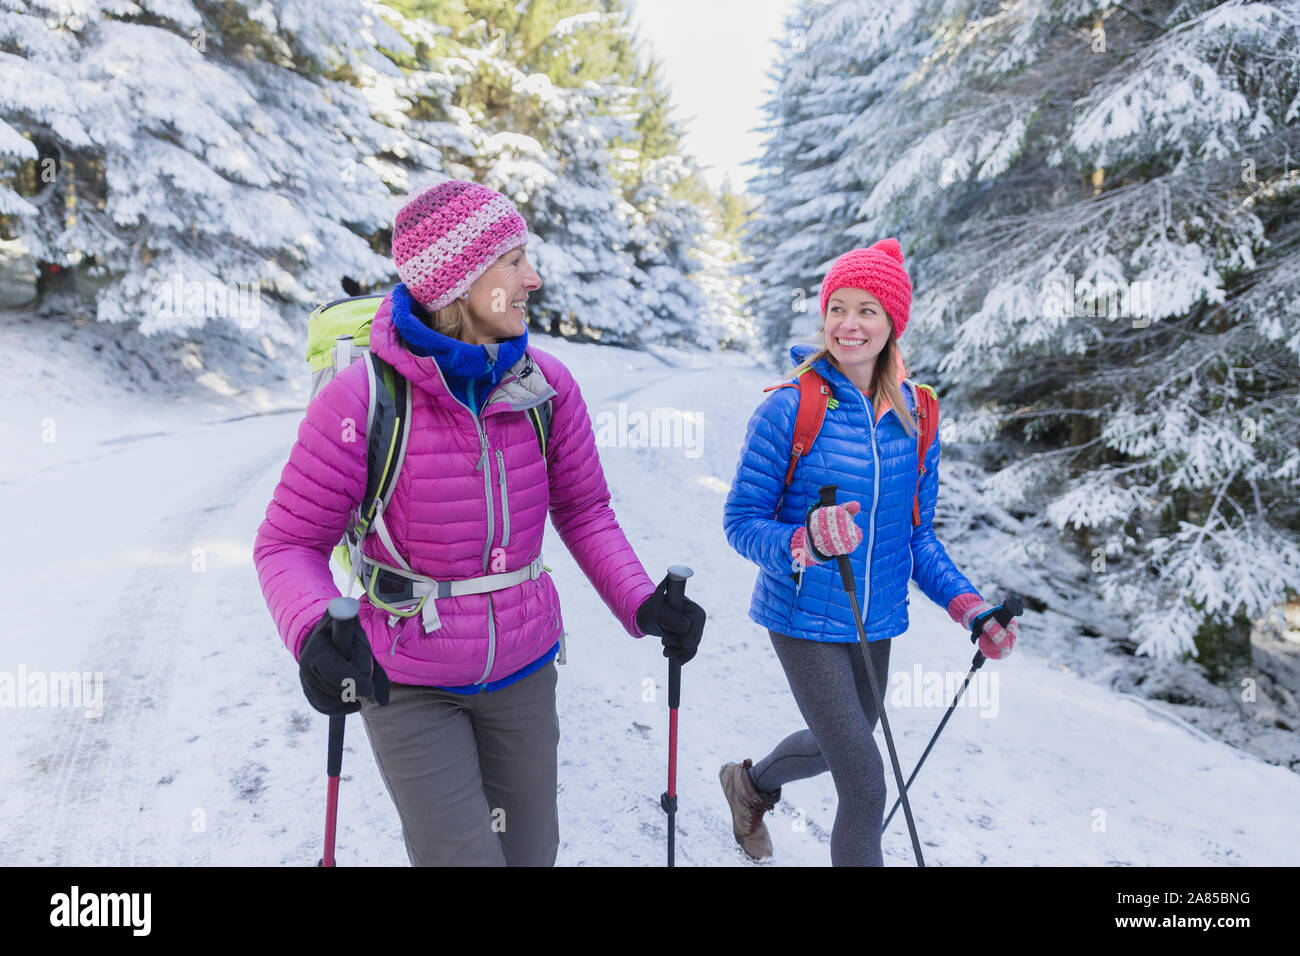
[724,344,980,642]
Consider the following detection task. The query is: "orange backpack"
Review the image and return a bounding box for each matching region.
[763,364,940,527]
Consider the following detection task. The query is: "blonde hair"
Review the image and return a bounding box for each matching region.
[801,312,918,438]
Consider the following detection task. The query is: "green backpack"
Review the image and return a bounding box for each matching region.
[306,293,411,583]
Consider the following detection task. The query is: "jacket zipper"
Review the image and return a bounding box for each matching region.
[496,448,510,548]
[905,383,917,594]
[412,354,553,685]
[835,377,881,636]
[481,594,497,685]
[470,369,548,683]
[476,428,494,568]
[474,425,495,683]
[424,360,499,684]
[863,405,880,634]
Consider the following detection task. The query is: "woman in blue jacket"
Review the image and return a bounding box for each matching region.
[719,238,1019,866]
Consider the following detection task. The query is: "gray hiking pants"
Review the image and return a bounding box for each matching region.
[749,630,893,866]
[358,660,561,866]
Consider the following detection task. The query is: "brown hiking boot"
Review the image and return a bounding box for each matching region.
[719,759,781,861]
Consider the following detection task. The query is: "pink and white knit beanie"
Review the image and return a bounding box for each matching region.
[818,238,913,338]
[392,180,529,312]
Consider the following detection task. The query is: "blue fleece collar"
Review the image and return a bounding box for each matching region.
[391,282,528,372]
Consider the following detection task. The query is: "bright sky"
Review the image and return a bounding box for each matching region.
[625,0,802,194]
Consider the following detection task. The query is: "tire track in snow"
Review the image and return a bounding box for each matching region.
[15,430,291,864]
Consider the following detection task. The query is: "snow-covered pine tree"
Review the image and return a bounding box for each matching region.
[511,73,654,342]
[908,0,1300,666]
[743,0,942,357]
[1,0,407,334]
[383,0,746,346]
[377,2,640,340]
[4,0,747,348]
[624,154,714,347]
[697,174,760,351]
[0,1,41,224]
[629,158,754,349]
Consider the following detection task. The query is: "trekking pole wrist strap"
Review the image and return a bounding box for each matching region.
[803,502,835,563]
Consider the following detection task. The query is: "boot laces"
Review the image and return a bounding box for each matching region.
[736,762,778,834]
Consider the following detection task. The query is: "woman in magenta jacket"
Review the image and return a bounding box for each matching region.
[253,180,705,866]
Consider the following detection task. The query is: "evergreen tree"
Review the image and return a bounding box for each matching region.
[3,0,750,349]
[743,0,936,353]
[1,0,408,333]
[383,0,748,346]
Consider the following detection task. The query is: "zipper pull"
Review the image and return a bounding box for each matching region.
[476,430,489,472]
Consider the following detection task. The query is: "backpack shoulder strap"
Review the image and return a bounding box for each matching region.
[907,379,941,527]
[762,364,833,487]
[357,351,411,537]
[527,400,552,462]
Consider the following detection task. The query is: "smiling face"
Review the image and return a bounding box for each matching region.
[461,246,543,344]
[822,288,892,386]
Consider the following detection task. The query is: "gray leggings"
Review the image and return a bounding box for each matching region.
[749,630,893,866]
[358,661,560,866]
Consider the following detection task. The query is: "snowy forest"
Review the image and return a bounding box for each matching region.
[2,0,1300,868]
[0,0,752,347]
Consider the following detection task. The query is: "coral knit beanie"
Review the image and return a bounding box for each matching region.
[818,237,913,338]
[392,179,530,312]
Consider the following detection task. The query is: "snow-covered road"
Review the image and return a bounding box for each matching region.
[3,327,1296,866]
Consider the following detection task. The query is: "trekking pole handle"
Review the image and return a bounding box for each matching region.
[324,597,360,782]
[817,485,857,593]
[665,565,692,710]
[328,596,360,654]
[665,565,692,609]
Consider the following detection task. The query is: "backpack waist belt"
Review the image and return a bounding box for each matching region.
[359,554,545,634]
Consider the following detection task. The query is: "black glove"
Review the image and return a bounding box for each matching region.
[636,575,706,666]
[297,611,391,716]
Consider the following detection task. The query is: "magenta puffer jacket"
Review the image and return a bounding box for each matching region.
[253,292,656,686]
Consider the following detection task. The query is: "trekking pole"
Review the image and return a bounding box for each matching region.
[659,564,693,868]
[317,595,359,867]
[817,485,925,867]
[884,596,1023,832]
